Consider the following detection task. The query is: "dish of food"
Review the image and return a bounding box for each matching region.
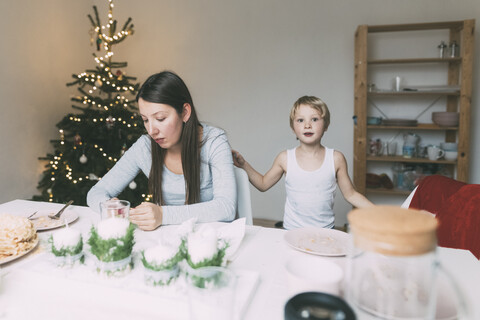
[0,214,39,264]
[284,227,351,256]
[31,210,79,231]
[0,237,39,265]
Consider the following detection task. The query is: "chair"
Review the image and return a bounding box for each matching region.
[402,175,480,259]
[233,167,253,225]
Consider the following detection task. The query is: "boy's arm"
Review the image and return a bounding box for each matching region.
[334,150,374,208]
[232,150,286,192]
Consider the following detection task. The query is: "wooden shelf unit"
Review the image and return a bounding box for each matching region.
[353,19,475,195]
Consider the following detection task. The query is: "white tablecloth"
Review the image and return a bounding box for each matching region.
[0,200,479,320]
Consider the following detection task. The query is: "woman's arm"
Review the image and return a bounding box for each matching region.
[232,150,286,192]
[334,150,374,208]
[161,129,237,225]
[86,136,151,212]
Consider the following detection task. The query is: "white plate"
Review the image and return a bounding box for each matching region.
[284,227,351,256]
[0,237,39,265]
[31,210,79,231]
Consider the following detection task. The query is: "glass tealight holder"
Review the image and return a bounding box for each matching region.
[100,199,130,219]
[144,264,180,287]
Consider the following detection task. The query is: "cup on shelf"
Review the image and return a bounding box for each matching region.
[387,142,397,156]
[417,144,427,158]
[285,256,344,297]
[445,151,458,161]
[427,146,445,161]
[393,76,402,92]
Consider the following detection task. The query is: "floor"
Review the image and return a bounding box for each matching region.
[252,218,347,232]
[252,218,281,229]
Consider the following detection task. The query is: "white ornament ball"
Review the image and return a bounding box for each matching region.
[129,181,137,190]
[47,188,52,194]
[79,154,88,164]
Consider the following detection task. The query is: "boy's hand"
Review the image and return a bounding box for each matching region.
[232,150,246,168]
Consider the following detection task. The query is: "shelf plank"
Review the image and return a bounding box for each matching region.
[368,91,460,96]
[367,21,464,33]
[367,156,456,164]
[367,123,458,130]
[368,57,461,65]
[366,188,412,196]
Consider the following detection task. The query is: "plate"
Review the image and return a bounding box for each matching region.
[284,227,351,256]
[0,236,39,265]
[31,210,79,231]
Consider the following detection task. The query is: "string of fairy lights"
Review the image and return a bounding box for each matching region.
[46,0,151,202]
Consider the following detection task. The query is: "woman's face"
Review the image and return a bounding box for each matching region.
[138,98,187,151]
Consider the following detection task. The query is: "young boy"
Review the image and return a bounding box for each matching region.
[232,96,373,229]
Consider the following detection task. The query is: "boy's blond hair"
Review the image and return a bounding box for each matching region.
[289,96,330,129]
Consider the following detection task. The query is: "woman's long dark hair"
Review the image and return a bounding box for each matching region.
[136,71,201,205]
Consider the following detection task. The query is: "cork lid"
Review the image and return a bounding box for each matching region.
[347,206,438,256]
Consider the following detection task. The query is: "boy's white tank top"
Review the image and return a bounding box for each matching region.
[283,147,337,230]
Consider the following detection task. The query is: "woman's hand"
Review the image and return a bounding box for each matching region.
[129,202,163,231]
[232,150,246,168]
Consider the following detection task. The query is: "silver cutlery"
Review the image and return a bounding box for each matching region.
[27,211,38,220]
[48,200,74,220]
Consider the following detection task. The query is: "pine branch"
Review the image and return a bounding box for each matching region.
[93,6,101,27]
[122,18,132,31]
[87,14,96,28]
[72,105,87,112]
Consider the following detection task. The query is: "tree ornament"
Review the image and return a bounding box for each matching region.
[79,154,88,164]
[89,28,95,46]
[47,188,52,194]
[106,115,114,129]
[89,173,99,181]
[120,143,127,155]
[74,133,82,146]
[129,181,137,190]
[95,79,103,87]
[96,37,102,51]
[116,70,123,81]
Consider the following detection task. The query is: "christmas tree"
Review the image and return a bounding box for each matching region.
[33,0,149,206]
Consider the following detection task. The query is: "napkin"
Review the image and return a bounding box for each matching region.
[216,218,246,261]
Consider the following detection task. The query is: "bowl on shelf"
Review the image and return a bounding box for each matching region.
[441,142,458,151]
[432,112,459,127]
[367,117,382,125]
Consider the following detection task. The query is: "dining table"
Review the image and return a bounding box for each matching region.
[0,199,479,320]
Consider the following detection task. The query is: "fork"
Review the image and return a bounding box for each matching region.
[27,211,39,220]
[49,200,74,220]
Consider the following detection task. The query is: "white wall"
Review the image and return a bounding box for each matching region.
[1,0,479,227]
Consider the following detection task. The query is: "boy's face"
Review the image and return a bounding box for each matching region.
[292,104,327,144]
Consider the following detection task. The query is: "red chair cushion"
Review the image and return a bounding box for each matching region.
[436,184,480,259]
[409,175,480,259]
[409,175,466,214]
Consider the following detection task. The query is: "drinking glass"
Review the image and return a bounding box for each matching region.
[387,142,397,156]
[100,199,130,219]
[186,267,236,320]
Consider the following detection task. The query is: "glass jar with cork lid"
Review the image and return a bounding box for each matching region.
[345,206,469,320]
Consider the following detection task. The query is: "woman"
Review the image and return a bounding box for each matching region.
[87,71,236,230]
